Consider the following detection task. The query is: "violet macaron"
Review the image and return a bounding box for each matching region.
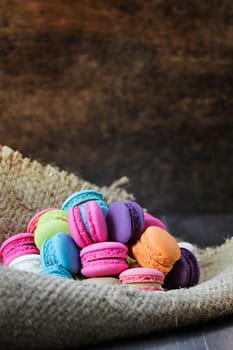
[68,201,108,249]
[106,200,144,244]
[163,247,200,290]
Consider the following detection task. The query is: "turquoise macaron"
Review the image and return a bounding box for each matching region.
[40,232,81,275]
[61,189,108,215]
[40,265,74,279]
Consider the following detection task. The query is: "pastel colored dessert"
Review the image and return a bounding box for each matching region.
[144,212,167,231]
[68,201,108,249]
[40,232,80,275]
[9,254,42,274]
[106,200,144,244]
[27,207,59,234]
[40,265,74,279]
[80,242,128,278]
[61,189,108,215]
[0,233,39,266]
[178,241,195,253]
[132,226,181,274]
[163,247,200,290]
[81,277,120,285]
[119,267,165,291]
[34,209,70,250]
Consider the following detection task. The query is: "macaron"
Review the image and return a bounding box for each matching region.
[0,233,39,266]
[40,265,74,279]
[106,200,144,244]
[34,209,70,250]
[40,232,80,275]
[68,201,108,249]
[119,267,165,291]
[80,242,128,278]
[61,189,108,215]
[144,213,167,231]
[81,277,120,285]
[163,247,200,290]
[9,254,42,274]
[132,226,181,274]
[178,241,195,253]
[27,207,59,234]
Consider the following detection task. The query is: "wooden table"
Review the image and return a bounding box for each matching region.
[80,215,233,350]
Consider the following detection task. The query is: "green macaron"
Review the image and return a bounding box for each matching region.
[34,210,71,250]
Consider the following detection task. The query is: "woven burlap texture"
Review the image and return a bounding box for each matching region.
[0,145,233,350]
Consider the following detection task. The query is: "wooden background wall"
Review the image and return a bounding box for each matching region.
[0,1,232,215]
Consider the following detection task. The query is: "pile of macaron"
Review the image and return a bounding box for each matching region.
[0,190,200,291]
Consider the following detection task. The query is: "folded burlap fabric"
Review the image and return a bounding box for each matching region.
[0,145,233,349]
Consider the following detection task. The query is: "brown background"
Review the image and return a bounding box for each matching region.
[0,0,232,215]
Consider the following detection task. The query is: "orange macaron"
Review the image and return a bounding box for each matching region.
[132,226,181,274]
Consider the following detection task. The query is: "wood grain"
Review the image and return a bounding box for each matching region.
[0,1,233,214]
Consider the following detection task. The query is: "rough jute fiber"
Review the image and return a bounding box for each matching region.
[0,145,233,349]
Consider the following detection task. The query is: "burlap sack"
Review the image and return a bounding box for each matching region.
[0,145,232,349]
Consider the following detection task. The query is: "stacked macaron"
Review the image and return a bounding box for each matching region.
[0,189,200,290]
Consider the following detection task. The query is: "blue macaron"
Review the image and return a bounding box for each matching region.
[40,265,74,279]
[40,232,81,275]
[61,189,108,215]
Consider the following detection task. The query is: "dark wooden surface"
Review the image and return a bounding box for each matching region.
[79,215,233,350]
[0,1,233,215]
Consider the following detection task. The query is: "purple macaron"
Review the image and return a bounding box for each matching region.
[106,200,144,244]
[163,247,200,290]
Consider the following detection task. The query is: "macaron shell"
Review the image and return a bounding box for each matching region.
[68,206,92,248]
[0,233,39,266]
[178,241,195,253]
[41,233,80,274]
[132,226,181,274]
[125,201,145,243]
[53,233,80,274]
[119,267,164,292]
[163,248,200,289]
[85,201,108,243]
[61,190,104,211]
[163,255,189,289]
[106,201,132,243]
[34,210,70,250]
[182,247,200,286]
[9,254,42,274]
[119,267,165,285]
[27,208,59,233]
[144,213,167,231]
[81,259,128,278]
[80,242,128,277]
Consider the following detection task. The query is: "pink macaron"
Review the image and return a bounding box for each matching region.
[0,233,39,266]
[27,208,59,234]
[144,213,167,231]
[119,267,165,291]
[80,242,128,277]
[68,201,108,249]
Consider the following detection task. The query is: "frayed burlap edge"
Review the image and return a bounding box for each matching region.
[0,145,233,350]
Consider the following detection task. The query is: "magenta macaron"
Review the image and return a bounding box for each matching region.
[143,213,167,231]
[119,267,165,291]
[68,201,108,249]
[80,242,128,277]
[0,233,39,266]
